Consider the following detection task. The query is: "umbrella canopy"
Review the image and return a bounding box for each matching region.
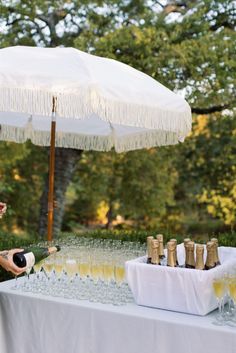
[0,46,192,240]
[0,46,191,152]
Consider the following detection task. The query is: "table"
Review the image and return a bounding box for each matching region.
[0,279,235,353]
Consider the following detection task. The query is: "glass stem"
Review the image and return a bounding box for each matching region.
[228,297,231,314]
[218,298,223,318]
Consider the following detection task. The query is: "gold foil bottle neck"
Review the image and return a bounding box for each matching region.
[185,241,195,268]
[169,239,178,266]
[187,241,195,249]
[206,241,215,252]
[167,241,177,267]
[196,244,204,252]
[195,244,204,270]
[205,241,216,270]
[156,234,165,259]
[167,241,175,251]
[184,238,191,247]
[156,234,163,241]
[211,238,221,266]
[147,236,154,263]
[184,238,191,267]
[170,239,177,245]
[151,240,160,265]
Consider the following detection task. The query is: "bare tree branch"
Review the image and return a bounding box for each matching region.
[6,17,20,26]
[37,14,51,28]
[210,21,235,31]
[30,20,47,44]
[152,0,164,8]
[192,104,232,115]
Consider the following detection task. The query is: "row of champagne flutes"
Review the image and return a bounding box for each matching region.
[212,272,236,326]
[15,237,145,305]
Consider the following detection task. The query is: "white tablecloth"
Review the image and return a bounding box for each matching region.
[0,279,235,353]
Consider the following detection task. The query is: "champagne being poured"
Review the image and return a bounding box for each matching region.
[13,246,61,269]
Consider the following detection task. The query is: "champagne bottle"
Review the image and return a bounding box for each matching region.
[211,238,221,266]
[147,236,154,264]
[151,240,160,265]
[204,241,216,270]
[184,238,191,267]
[156,234,165,260]
[195,244,204,270]
[185,241,195,269]
[167,241,177,267]
[13,246,61,268]
[170,239,178,266]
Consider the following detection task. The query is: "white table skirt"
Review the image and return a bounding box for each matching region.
[0,279,235,353]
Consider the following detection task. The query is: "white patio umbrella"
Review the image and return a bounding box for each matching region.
[0,46,192,240]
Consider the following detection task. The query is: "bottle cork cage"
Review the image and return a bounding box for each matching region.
[125,244,236,316]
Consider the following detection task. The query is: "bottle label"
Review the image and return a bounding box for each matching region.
[25,252,36,268]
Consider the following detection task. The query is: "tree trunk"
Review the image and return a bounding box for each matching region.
[38,148,83,238]
[105,204,113,229]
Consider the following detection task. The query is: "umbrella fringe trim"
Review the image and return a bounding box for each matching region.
[0,87,192,136]
[0,123,185,153]
[0,123,113,151]
[93,95,192,137]
[114,130,181,152]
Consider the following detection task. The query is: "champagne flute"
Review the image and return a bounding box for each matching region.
[103,256,115,283]
[43,258,54,278]
[212,277,226,325]
[228,277,236,322]
[91,258,101,282]
[12,274,19,290]
[54,257,64,279]
[65,259,77,282]
[115,262,126,285]
[33,261,43,275]
[23,266,33,292]
[79,256,91,279]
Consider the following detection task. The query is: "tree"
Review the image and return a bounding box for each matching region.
[0,0,177,235]
[0,0,127,236]
[79,0,235,113]
[74,0,236,231]
[0,141,47,233]
[64,147,177,229]
[179,114,236,230]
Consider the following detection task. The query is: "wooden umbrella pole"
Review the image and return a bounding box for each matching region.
[47,96,57,242]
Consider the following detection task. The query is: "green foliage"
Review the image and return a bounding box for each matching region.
[84,0,236,111]
[0,141,47,233]
[218,232,236,247]
[0,0,152,47]
[75,0,236,232]
[175,114,236,229]
[63,148,177,229]
[74,0,236,232]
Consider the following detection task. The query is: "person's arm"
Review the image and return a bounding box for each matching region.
[0,249,27,275]
[0,202,7,219]
[0,203,26,275]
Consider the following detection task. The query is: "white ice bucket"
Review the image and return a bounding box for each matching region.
[126,244,236,316]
